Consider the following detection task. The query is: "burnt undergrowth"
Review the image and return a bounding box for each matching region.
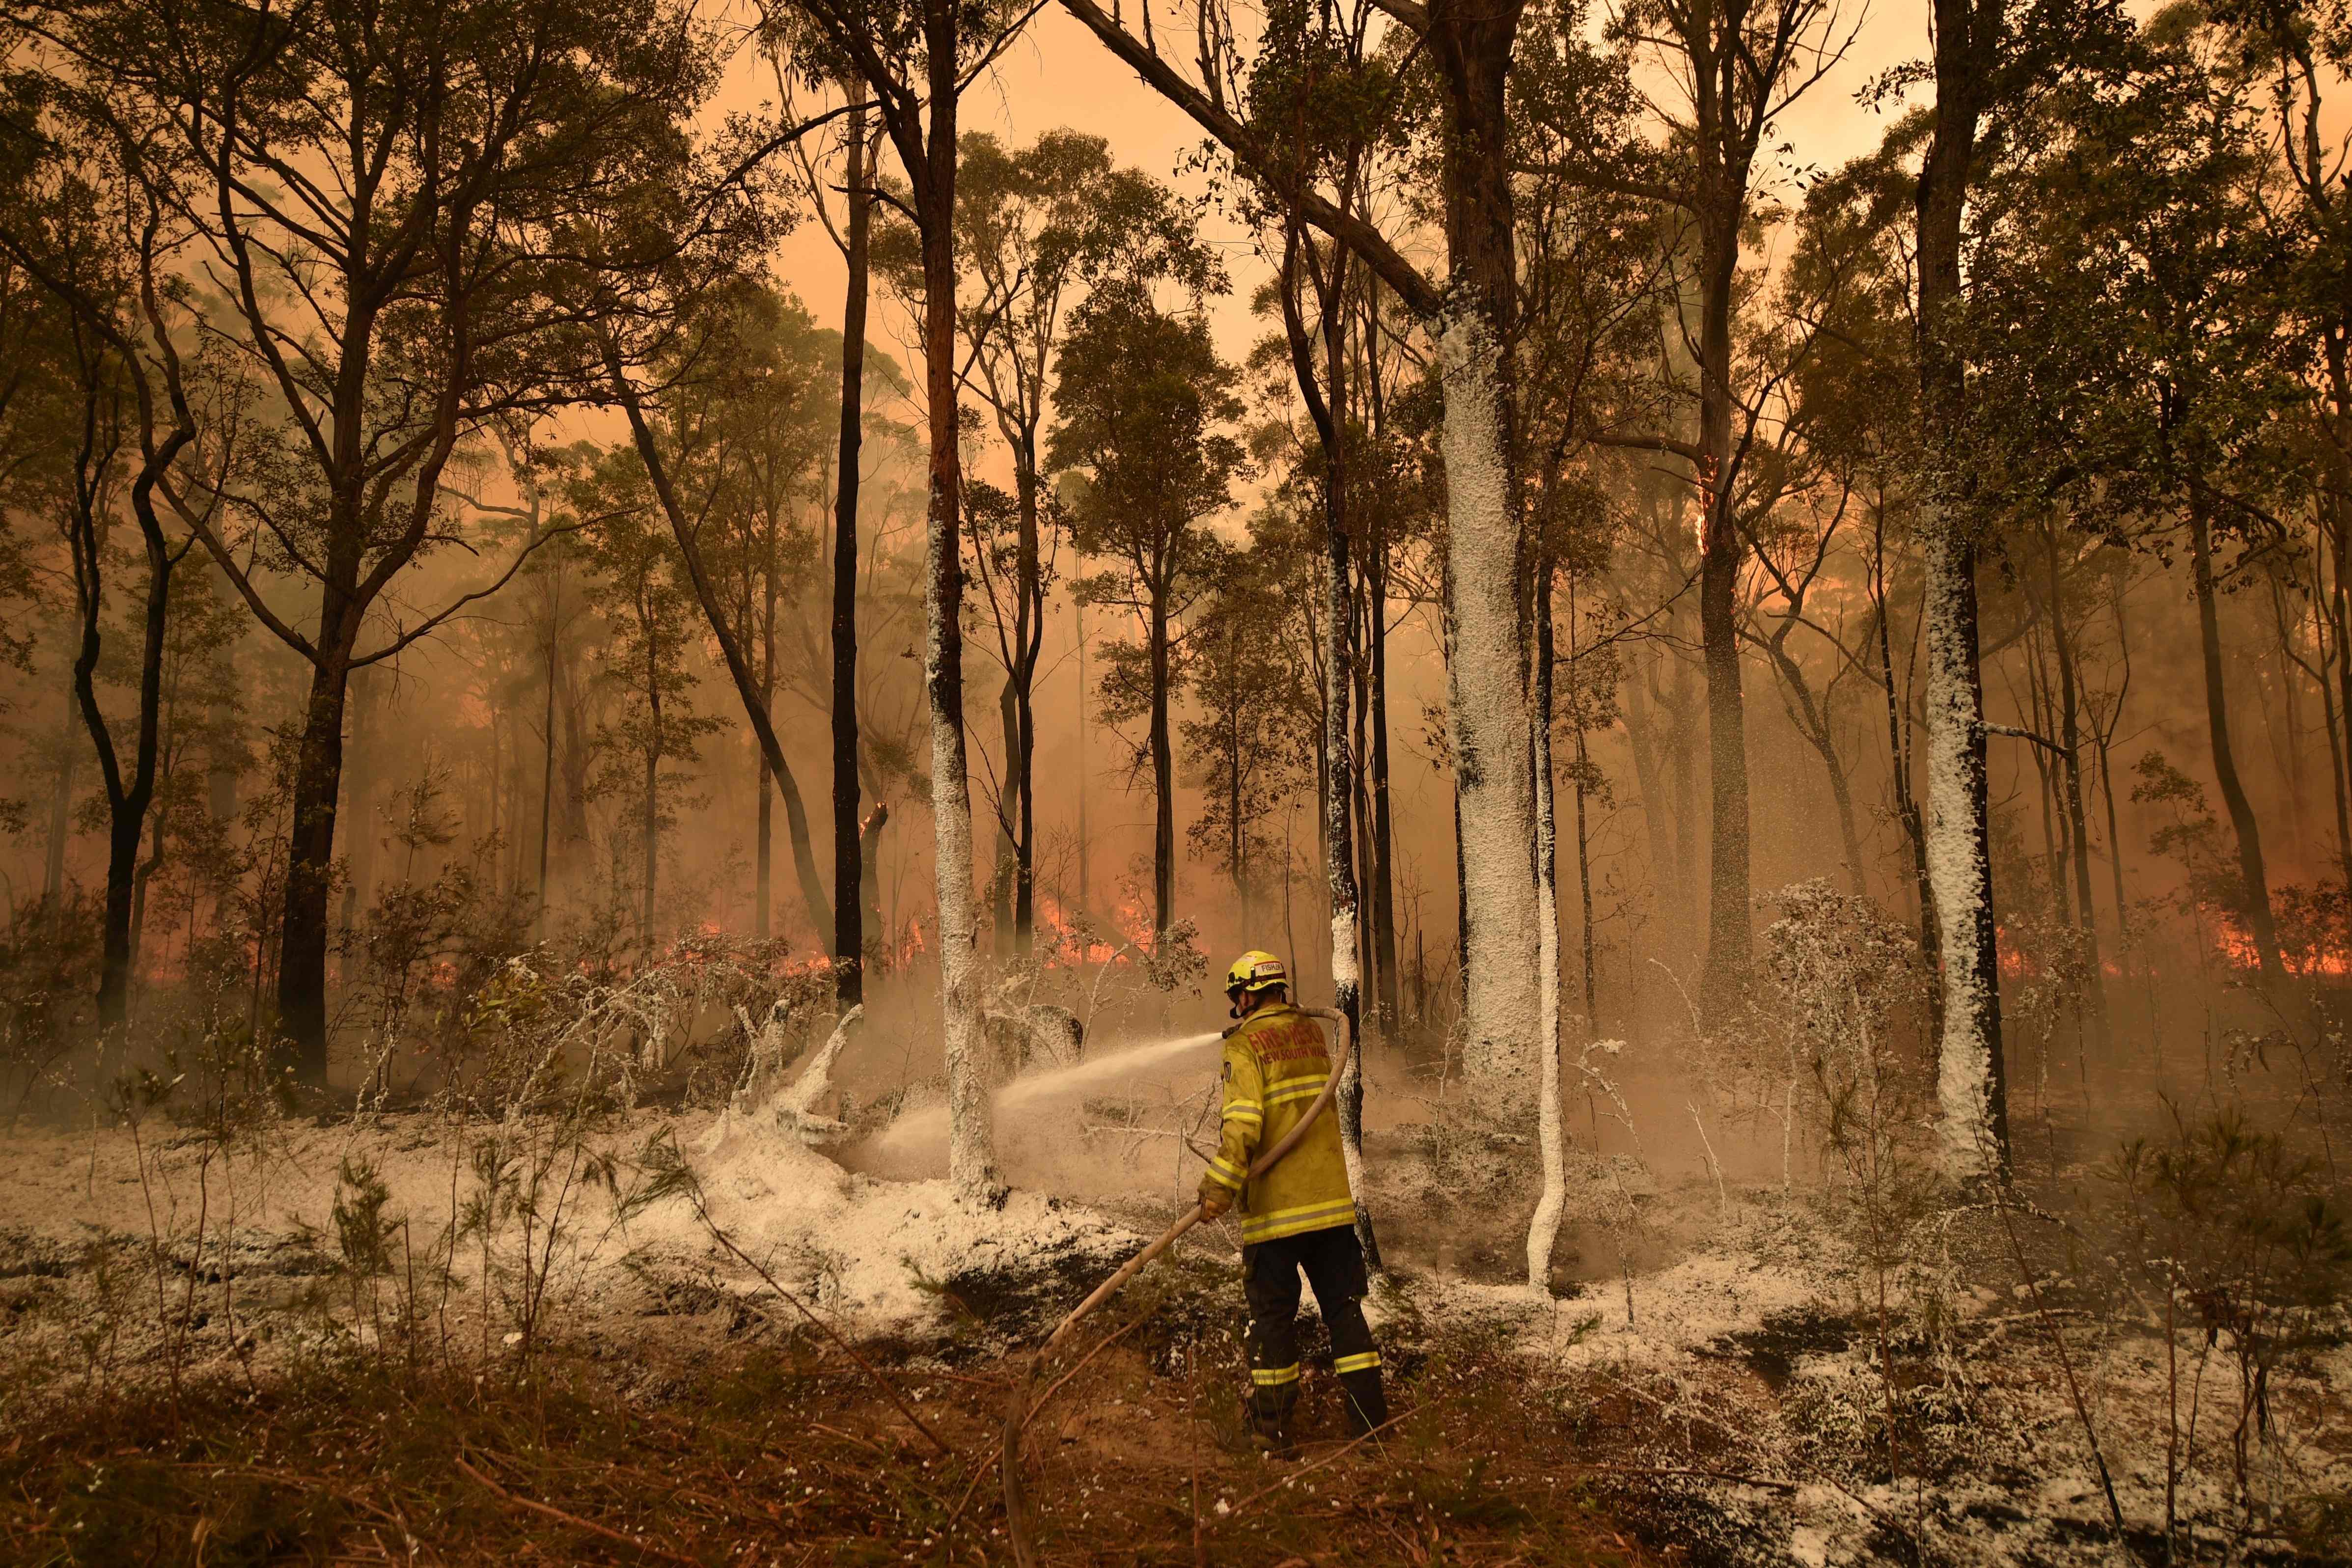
[0,1315,1660,1568]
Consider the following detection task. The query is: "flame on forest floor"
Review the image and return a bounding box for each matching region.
[2208,914,2351,979]
[1997,908,2352,985]
[1032,894,1126,965]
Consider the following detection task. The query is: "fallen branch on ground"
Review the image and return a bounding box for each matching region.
[1216,1413,1410,1520]
[456,1454,700,1566]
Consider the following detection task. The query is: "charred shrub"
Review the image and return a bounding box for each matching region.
[2105,1103,2352,1517]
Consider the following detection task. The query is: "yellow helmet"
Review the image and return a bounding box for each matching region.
[1224,950,1289,995]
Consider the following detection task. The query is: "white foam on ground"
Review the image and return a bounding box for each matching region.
[637,1108,1138,1333]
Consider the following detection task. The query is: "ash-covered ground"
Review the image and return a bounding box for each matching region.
[2,1016,2346,1568]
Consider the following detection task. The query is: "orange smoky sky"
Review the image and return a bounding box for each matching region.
[749,1,1937,385]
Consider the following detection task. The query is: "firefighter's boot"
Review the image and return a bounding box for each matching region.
[1339,1365,1389,1436]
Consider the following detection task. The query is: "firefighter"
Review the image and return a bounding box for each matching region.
[1197,950,1388,1454]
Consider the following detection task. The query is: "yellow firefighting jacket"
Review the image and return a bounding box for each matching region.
[1198,1002,1356,1245]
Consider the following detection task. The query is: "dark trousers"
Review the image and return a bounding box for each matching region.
[1243,1222,1388,1434]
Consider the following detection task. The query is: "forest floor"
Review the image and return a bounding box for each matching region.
[0,1096,2347,1568]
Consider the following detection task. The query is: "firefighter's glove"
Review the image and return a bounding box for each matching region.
[1197,1183,1234,1221]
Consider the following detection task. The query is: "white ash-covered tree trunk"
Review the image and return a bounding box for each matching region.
[914,5,996,1200]
[1919,505,2008,1179]
[1328,579,1374,1258]
[931,643,996,1197]
[1438,310,1542,1087]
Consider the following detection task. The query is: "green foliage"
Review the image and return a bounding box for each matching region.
[1963,5,2308,544]
[1052,289,1247,576]
[1238,0,1417,197]
[1181,522,1317,894]
[1054,285,1245,730]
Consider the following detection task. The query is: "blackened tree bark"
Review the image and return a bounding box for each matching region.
[1632,0,1858,1021]
[1367,489,1401,1032]
[756,519,778,939]
[1525,550,1565,1290]
[56,318,195,1029]
[1870,498,1939,981]
[945,133,1150,957]
[1149,585,1177,934]
[833,108,872,1005]
[2186,497,2286,984]
[1355,275,1402,1032]
[603,348,837,949]
[784,0,1016,1195]
[1694,222,1751,1021]
[637,564,666,943]
[2042,527,2106,1034]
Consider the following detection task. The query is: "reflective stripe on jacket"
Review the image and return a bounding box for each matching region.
[1199,1002,1355,1244]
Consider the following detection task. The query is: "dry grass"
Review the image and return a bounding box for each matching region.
[0,1318,1660,1568]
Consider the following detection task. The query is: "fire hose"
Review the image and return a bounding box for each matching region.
[998,1007,1353,1568]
